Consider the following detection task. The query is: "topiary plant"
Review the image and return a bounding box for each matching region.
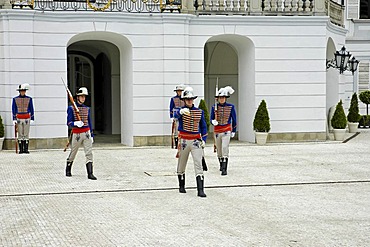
[253,100,270,132]
[331,100,347,129]
[0,115,4,138]
[198,99,210,132]
[347,92,360,123]
[359,90,370,115]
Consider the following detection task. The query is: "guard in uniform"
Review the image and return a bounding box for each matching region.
[65,87,97,180]
[174,87,208,197]
[12,83,34,154]
[169,84,185,148]
[210,86,237,176]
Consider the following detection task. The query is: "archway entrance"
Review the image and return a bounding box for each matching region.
[204,35,255,142]
[67,40,121,143]
[326,38,340,134]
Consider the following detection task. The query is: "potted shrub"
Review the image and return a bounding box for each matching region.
[359,90,370,127]
[359,115,369,128]
[331,100,347,141]
[347,92,360,133]
[0,115,4,150]
[253,100,270,145]
[198,99,210,132]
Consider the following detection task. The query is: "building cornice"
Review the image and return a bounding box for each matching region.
[326,19,348,36]
[0,9,333,27]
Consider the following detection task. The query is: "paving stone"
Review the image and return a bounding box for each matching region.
[0,131,370,246]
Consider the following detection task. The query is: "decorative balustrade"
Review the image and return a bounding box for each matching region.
[10,0,164,12]
[194,0,315,15]
[8,0,343,26]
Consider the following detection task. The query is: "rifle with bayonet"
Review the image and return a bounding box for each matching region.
[213,78,218,153]
[171,119,175,149]
[61,77,81,152]
[14,123,18,154]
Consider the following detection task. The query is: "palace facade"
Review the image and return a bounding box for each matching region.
[0,0,369,148]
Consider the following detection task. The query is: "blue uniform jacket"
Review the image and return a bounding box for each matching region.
[174,105,208,142]
[12,95,34,120]
[67,103,93,137]
[210,102,237,133]
[169,95,183,118]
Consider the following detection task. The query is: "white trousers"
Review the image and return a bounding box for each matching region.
[215,131,231,158]
[177,139,203,177]
[16,118,31,140]
[67,130,93,164]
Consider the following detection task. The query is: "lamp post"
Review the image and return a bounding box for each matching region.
[327,46,359,75]
[347,56,359,75]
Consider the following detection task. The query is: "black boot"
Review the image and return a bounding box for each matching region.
[218,157,222,171]
[24,140,30,154]
[202,157,208,171]
[174,137,178,149]
[178,174,186,193]
[18,140,23,154]
[196,176,206,198]
[86,162,97,180]
[66,161,73,177]
[221,157,228,176]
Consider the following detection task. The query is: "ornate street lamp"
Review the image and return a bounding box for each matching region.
[347,56,359,75]
[326,46,358,74]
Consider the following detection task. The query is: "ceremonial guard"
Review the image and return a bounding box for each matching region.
[12,83,34,154]
[174,87,208,197]
[210,86,237,176]
[169,84,185,149]
[65,87,97,180]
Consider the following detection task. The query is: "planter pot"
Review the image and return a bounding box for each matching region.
[348,122,359,133]
[333,129,346,141]
[0,137,4,151]
[255,132,268,145]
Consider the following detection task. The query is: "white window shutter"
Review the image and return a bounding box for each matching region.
[347,0,359,19]
[358,61,370,92]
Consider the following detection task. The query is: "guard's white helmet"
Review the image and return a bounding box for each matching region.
[16,83,30,91]
[76,87,89,96]
[181,87,198,99]
[216,86,234,98]
[174,84,186,91]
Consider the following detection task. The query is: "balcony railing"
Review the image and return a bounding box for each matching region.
[8,0,343,26]
[325,0,344,27]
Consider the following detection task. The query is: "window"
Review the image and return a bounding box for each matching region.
[360,0,370,19]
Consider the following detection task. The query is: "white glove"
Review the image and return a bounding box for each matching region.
[74,121,84,128]
[13,120,17,125]
[180,108,190,115]
[211,119,219,126]
[170,118,174,122]
[91,137,94,144]
[200,140,206,148]
[30,120,34,125]
[231,132,235,138]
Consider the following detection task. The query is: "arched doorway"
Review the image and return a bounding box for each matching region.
[68,41,117,141]
[326,38,340,134]
[67,32,133,146]
[204,35,255,142]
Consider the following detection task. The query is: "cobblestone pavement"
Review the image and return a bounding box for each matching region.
[1,131,370,246]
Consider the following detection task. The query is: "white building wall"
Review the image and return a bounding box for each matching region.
[0,10,347,145]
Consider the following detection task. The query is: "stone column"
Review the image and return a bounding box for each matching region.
[249,0,262,15]
[0,0,11,9]
[314,0,326,15]
[182,0,194,13]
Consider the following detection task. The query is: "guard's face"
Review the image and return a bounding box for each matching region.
[184,98,193,107]
[77,95,86,104]
[218,96,226,104]
[19,90,26,96]
[176,90,182,96]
